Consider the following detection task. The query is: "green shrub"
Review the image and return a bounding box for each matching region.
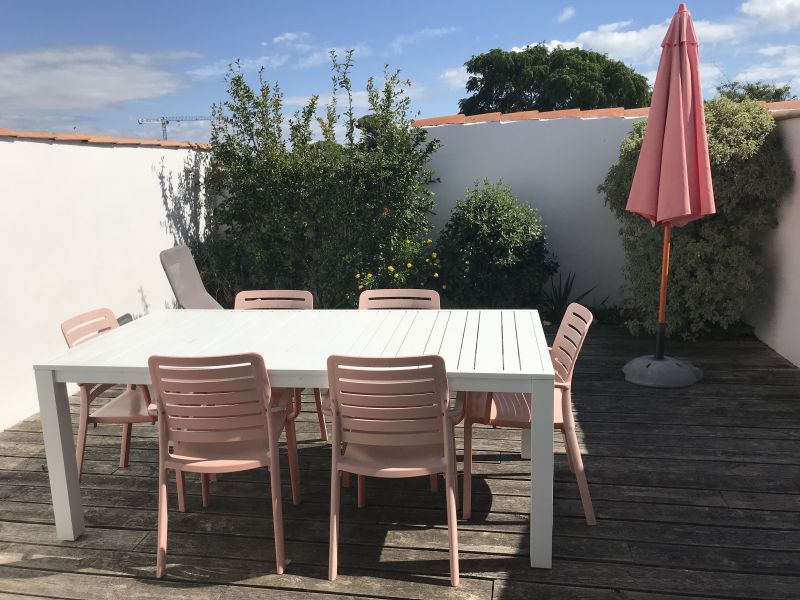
[599,98,794,338]
[195,52,440,308]
[438,180,557,308]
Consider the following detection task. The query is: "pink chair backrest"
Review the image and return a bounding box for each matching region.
[358,289,440,310]
[61,308,119,348]
[160,245,223,310]
[234,290,313,310]
[327,355,449,447]
[148,353,273,447]
[550,303,593,385]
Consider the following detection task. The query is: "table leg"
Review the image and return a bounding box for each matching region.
[35,370,85,540]
[529,378,554,568]
[520,429,531,459]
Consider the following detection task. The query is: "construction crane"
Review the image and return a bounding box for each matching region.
[137,115,212,140]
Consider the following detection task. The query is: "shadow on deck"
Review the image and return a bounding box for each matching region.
[0,325,798,599]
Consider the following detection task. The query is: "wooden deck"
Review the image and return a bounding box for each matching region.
[0,325,798,599]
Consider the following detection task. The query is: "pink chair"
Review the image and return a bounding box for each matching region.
[148,353,299,577]
[327,354,462,586]
[462,303,596,524]
[358,288,440,310]
[234,289,328,441]
[357,289,441,492]
[60,308,155,479]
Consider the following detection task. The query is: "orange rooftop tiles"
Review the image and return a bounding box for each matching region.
[0,128,210,150]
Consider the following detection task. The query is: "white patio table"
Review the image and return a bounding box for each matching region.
[33,308,555,568]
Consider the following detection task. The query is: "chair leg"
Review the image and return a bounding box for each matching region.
[176,471,186,513]
[342,471,351,488]
[329,461,340,581]
[564,426,596,525]
[357,475,365,508]
[75,414,89,482]
[562,430,576,474]
[119,423,133,468]
[285,420,302,505]
[314,388,328,441]
[430,474,438,493]
[269,459,286,574]
[463,420,473,519]
[201,473,211,508]
[156,467,168,578]
[209,473,218,482]
[445,465,460,586]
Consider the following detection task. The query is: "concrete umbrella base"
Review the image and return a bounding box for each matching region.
[622,355,703,388]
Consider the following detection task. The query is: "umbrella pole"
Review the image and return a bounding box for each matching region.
[655,224,671,360]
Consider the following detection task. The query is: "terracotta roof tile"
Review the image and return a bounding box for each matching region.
[579,107,626,118]
[501,110,540,121]
[536,108,582,120]
[410,114,466,127]
[465,112,502,124]
[765,99,800,110]
[0,128,209,149]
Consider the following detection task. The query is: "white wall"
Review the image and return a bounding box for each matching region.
[422,116,642,305]
[749,118,800,367]
[0,139,203,430]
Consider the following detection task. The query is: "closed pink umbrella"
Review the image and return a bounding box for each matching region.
[623,3,715,387]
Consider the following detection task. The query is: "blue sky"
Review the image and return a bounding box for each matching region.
[2,0,799,141]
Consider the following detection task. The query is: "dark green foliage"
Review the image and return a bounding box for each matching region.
[716,80,795,103]
[438,180,557,308]
[599,98,794,338]
[541,272,597,323]
[458,45,650,116]
[195,53,440,308]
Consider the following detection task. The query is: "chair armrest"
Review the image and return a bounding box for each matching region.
[447,392,466,425]
[85,383,115,403]
[147,403,158,418]
[554,382,570,391]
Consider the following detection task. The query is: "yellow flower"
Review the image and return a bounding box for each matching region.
[355,273,360,279]
[406,262,413,268]
[367,273,373,278]
[426,239,433,244]
[442,284,447,290]
[388,265,395,272]
[405,239,411,244]
[431,252,438,259]
[433,272,439,278]
[358,284,364,290]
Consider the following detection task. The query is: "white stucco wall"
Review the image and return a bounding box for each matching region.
[0,139,204,430]
[422,116,642,306]
[749,118,800,367]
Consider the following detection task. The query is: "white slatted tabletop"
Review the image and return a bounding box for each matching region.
[34,309,555,568]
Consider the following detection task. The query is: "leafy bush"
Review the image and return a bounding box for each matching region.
[195,52,440,308]
[438,180,557,308]
[599,98,794,338]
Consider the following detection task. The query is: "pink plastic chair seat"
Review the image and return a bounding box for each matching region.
[165,440,270,473]
[466,390,565,429]
[90,387,154,423]
[338,443,447,478]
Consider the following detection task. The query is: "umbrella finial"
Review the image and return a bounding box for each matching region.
[678,3,688,11]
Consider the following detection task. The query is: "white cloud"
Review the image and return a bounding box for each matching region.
[699,62,724,91]
[283,90,371,109]
[188,54,289,78]
[295,43,371,68]
[735,44,800,85]
[0,45,193,111]
[740,0,800,30]
[391,27,457,53]
[438,66,469,89]
[557,7,576,23]
[273,32,311,45]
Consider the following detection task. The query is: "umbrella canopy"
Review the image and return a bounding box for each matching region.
[626,3,715,225]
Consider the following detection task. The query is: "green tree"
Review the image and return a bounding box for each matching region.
[196,52,440,308]
[458,45,650,115]
[716,80,795,102]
